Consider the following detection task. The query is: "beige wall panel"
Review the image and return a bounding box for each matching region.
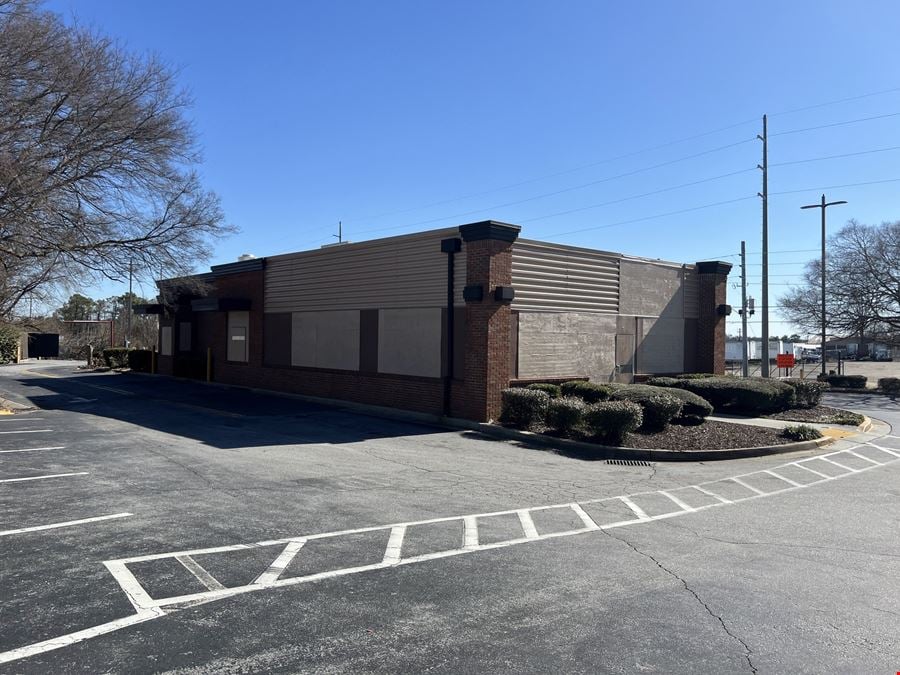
[291,310,360,370]
[636,316,685,374]
[378,308,442,377]
[511,239,620,313]
[517,312,617,383]
[265,228,465,313]
[619,260,685,318]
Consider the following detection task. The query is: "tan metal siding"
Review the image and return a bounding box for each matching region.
[683,266,700,319]
[264,228,465,313]
[511,239,620,313]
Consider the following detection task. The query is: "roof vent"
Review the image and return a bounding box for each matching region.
[237,253,256,261]
[320,241,351,249]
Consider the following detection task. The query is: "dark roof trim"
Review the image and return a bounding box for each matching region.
[695,261,733,276]
[209,258,265,277]
[459,220,521,243]
[133,304,165,315]
[190,297,252,312]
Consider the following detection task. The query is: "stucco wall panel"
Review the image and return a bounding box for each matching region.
[637,316,685,374]
[517,312,617,382]
[291,310,360,370]
[378,308,442,377]
[619,260,685,318]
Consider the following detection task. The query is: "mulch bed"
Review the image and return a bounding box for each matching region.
[766,405,864,426]
[619,420,789,451]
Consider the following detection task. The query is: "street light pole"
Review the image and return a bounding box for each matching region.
[801,194,847,377]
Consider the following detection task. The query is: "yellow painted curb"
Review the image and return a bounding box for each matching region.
[821,427,854,440]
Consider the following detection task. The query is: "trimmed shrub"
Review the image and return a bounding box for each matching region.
[128,349,153,373]
[546,397,587,436]
[662,387,714,422]
[782,378,828,408]
[560,380,613,403]
[878,377,900,396]
[584,400,643,446]
[644,376,681,388]
[499,388,549,430]
[102,347,130,369]
[782,424,823,442]
[608,384,684,431]
[674,377,795,414]
[676,373,717,379]
[0,325,19,364]
[817,374,867,389]
[526,382,561,399]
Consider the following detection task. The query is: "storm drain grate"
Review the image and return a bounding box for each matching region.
[606,459,654,467]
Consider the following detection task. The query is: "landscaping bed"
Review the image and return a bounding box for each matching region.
[617,420,789,451]
[766,405,865,426]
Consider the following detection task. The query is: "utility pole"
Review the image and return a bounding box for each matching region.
[801,194,847,377]
[333,221,342,244]
[126,258,133,348]
[740,241,749,377]
[757,114,770,377]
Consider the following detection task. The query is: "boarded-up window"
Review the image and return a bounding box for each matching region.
[178,322,192,352]
[227,311,249,362]
[160,326,173,356]
[291,310,359,370]
[378,308,441,377]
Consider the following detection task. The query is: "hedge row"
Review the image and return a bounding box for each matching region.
[100,347,154,372]
[648,376,798,414]
[501,389,644,445]
[817,373,867,389]
[879,377,900,396]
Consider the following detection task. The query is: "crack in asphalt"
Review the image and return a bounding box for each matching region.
[602,528,758,675]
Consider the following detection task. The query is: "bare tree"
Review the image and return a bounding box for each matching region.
[0,0,234,318]
[781,219,900,344]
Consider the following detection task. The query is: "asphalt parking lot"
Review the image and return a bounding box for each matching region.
[1,361,899,673]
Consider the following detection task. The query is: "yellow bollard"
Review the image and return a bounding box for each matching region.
[206,347,212,383]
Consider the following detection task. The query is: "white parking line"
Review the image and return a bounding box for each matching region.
[764,470,803,488]
[0,446,64,454]
[868,443,900,458]
[793,462,832,479]
[819,456,859,473]
[729,477,767,496]
[0,512,132,537]
[659,490,696,512]
[517,510,539,539]
[3,441,898,666]
[254,540,306,585]
[0,429,52,435]
[845,450,883,466]
[382,526,407,563]
[619,496,651,520]
[0,472,87,484]
[0,417,45,422]
[0,608,165,666]
[175,555,226,592]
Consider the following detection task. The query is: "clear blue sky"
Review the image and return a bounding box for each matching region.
[45,0,900,338]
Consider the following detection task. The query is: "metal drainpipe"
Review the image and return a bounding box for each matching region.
[441,238,462,416]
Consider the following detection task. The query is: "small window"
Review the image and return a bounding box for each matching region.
[227,311,249,362]
[178,322,192,352]
[160,326,173,356]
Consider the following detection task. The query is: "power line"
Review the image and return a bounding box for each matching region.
[770,177,900,196]
[526,194,758,238]
[768,86,900,117]
[770,111,900,137]
[771,145,900,167]
[345,139,758,240]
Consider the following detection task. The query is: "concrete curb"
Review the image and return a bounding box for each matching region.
[858,415,873,433]
[467,423,835,462]
[0,397,33,413]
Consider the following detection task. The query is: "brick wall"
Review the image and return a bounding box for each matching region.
[695,261,732,374]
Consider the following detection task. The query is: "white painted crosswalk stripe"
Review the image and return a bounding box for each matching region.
[517,510,539,539]
[382,526,406,563]
[763,470,803,488]
[463,516,479,549]
[176,555,226,592]
[793,462,831,479]
[729,476,767,495]
[254,540,306,585]
[619,496,650,520]
[659,490,695,512]
[819,456,859,473]
[0,512,132,537]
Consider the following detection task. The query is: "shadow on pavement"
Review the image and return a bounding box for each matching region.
[10,369,443,450]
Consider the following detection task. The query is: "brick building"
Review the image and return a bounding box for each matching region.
[152,221,731,422]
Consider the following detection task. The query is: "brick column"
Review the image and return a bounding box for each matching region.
[454,220,521,421]
[695,261,732,374]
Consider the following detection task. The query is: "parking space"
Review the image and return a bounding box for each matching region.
[0,362,899,671]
